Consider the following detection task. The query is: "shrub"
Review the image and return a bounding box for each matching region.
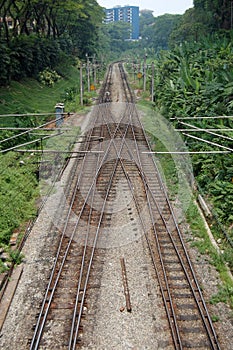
[38,68,61,87]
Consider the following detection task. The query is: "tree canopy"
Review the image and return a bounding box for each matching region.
[0,0,104,84]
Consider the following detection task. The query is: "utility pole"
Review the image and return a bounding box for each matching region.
[80,63,83,106]
[143,54,147,92]
[86,53,90,92]
[151,61,155,102]
[93,54,97,86]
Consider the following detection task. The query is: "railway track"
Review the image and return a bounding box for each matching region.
[30,62,221,349]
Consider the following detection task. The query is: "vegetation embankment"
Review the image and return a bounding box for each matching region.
[0,64,102,273]
[151,35,233,252]
[1,0,232,307]
[0,0,105,273]
[127,34,233,308]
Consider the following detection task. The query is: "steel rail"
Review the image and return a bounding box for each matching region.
[71,74,136,347]
[101,102,182,348]
[105,121,182,348]
[68,117,106,349]
[119,107,219,348]
[31,62,220,349]
[129,107,221,349]
[118,62,135,103]
[31,103,131,349]
[30,103,106,349]
[104,65,220,348]
[70,133,128,348]
[127,107,184,348]
[98,63,113,104]
[104,98,202,347]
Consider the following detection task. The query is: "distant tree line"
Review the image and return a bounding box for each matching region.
[0,0,104,85]
[106,0,229,60]
[138,0,233,53]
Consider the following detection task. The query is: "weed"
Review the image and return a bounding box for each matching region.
[211,315,220,322]
[210,285,233,306]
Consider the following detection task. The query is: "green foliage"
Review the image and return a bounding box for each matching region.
[210,285,233,306]
[0,152,38,246]
[154,36,233,118]
[208,181,233,225]
[103,22,132,59]
[143,14,182,51]
[0,65,81,116]
[152,35,233,242]
[0,0,103,86]
[193,0,232,30]
[185,201,233,307]
[8,249,24,265]
[211,315,220,322]
[0,41,11,85]
[39,68,61,87]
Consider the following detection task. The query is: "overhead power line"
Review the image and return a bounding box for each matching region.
[0,115,66,145]
[170,116,233,120]
[178,121,233,142]
[182,133,233,152]
[0,112,74,118]
[175,129,233,132]
[0,133,63,154]
[143,151,230,154]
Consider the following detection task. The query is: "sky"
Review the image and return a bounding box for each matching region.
[97,0,193,17]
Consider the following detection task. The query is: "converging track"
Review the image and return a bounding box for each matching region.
[29,62,221,349]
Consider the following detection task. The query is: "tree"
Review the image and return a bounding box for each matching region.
[0,0,104,84]
[139,9,155,37]
[143,14,181,51]
[104,21,131,58]
[193,0,232,30]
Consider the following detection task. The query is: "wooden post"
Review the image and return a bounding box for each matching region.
[87,55,90,93]
[80,63,83,106]
[143,54,147,92]
[151,61,155,102]
[93,54,97,85]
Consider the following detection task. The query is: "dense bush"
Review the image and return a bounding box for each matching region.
[0,36,63,84]
[0,152,38,246]
[39,68,61,87]
[151,34,233,236]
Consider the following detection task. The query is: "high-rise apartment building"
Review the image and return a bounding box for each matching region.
[104,6,139,40]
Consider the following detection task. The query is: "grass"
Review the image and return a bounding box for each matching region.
[0,64,92,273]
[0,66,81,116]
[0,151,39,272]
[0,65,101,128]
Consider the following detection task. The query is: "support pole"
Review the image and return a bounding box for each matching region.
[80,64,83,106]
[93,54,97,85]
[143,54,147,92]
[151,61,155,102]
[86,54,90,93]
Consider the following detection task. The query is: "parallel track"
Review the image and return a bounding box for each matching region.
[30,62,221,349]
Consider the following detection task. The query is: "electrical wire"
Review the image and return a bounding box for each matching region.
[0,115,64,144]
[182,132,233,152]
[178,121,233,142]
[0,132,63,154]
[171,116,233,120]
